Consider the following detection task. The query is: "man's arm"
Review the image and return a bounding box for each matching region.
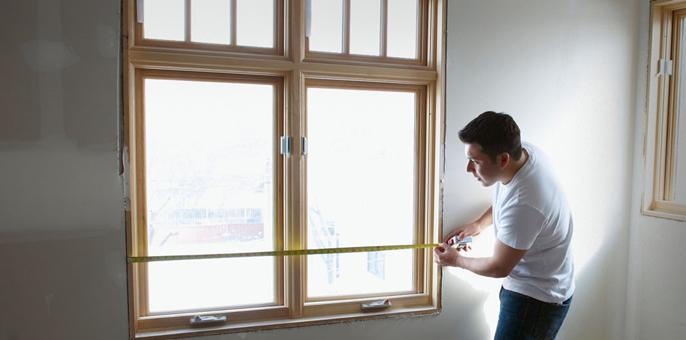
[434,239,527,278]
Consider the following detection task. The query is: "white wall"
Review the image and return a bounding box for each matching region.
[443,1,639,339]
[0,0,645,339]
[625,2,686,340]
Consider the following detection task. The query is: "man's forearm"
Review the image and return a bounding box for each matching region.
[455,255,508,278]
[475,206,493,230]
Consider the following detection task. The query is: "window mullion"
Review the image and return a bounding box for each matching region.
[381,0,388,57]
[286,70,306,318]
[230,0,237,46]
[343,0,350,54]
[184,0,191,42]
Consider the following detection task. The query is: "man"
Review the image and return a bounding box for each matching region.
[434,111,574,340]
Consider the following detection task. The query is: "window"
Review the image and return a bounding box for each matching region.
[644,0,686,221]
[306,0,428,64]
[124,0,446,337]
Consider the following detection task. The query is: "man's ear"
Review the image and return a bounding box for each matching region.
[498,152,510,168]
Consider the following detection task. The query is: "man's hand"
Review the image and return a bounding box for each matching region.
[433,243,462,267]
[443,207,493,244]
[444,222,482,245]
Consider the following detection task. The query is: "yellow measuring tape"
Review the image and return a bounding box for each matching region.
[127,243,444,263]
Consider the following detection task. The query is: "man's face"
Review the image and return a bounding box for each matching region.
[464,143,501,186]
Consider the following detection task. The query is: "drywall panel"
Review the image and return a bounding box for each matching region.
[0,0,128,339]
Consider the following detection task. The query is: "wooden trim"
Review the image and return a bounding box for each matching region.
[287,70,306,318]
[665,9,686,201]
[303,294,431,317]
[304,51,429,67]
[138,306,289,331]
[274,78,287,307]
[432,0,446,311]
[289,0,305,62]
[136,305,438,339]
[128,49,437,79]
[275,0,285,55]
[653,0,686,11]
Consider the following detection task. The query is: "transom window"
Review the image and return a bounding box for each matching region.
[306,0,428,63]
[124,0,445,337]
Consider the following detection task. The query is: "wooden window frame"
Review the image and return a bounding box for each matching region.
[123,0,447,338]
[305,0,432,68]
[644,0,686,221]
[301,79,429,308]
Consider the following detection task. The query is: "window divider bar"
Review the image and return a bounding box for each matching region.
[343,0,351,54]
[231,0,237,46]
[185,0,191,42]
[381,0,388,57]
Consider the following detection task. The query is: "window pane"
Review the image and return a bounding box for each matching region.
[306,87,416,298]
[191,0,231,44]
[144,0,185,41]
[673,17,686,203]
[308,250,414,298]
[350,0,381,56]
[236,0,274,48]
[147,258,275,312]
[144,78,276,312]
[387,0,418,59]
[309,0,343,53]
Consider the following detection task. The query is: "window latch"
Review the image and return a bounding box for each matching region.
[301,136,308,156]
[280,136,292,156]
[658,59,673,76]
[189,315,227,327]
[361,299,392,313]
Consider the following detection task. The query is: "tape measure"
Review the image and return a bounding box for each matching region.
[127,237,472,263]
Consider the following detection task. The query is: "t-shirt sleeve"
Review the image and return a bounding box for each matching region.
[496,204,546,250]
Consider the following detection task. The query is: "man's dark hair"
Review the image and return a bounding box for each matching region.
[458,111,523,161]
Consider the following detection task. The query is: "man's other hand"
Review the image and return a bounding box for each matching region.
[433,243,461,267]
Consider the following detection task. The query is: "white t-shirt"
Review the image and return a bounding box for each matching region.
[493,142,574,304]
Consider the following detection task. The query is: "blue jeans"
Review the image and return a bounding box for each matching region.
[494,287,572,340]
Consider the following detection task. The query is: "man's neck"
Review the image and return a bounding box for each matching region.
[500,149,529,185]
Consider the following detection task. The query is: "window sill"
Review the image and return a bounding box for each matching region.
[642,199,686,222]
[136,306,440,339]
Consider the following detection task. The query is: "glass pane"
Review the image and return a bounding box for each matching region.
[236,0,274,48]
[146,257,275,313]
[673,17,686,203]
[144,0,185,41]
[350,0,381,56]
[387,0,418,59]
[144,78,276,312]
[308,250,414,298]
[309,0,343,53]
[191,0,231,44]
[306,86,416,298]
